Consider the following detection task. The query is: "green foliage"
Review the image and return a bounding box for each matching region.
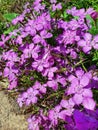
[92,50,98,66]
[61,11,68,20]
[0,22,6,34]
[0,0,15,14]
[3,13,18,22]
[3,26,15,35]
[89,26,98,35]
[0,0,34,14]
[86,14,98,35]
[0,13,18,35]
[65,0,98,11]
[0,0,33,36]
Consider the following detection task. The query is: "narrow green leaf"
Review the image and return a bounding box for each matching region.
[4,26,14,34]
[74,16,79,20]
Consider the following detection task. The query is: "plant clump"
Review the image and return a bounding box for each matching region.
[0,0,98,130]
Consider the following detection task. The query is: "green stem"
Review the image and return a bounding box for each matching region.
[81,62,87,72]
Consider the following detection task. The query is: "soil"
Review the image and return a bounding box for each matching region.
[0,80,28,130]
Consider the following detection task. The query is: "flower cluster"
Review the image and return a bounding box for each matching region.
[0,0,98,129]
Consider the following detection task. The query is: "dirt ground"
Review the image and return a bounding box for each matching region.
[0,80,28,130]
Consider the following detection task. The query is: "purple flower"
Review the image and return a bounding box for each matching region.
[0,35,10,47]
[36,13,51,30]
[17,94,25,107]
[25,87,39,105]
[47,79,58,90]
[67,71,96,110]
[25,25,36,36]
[78,33,92,53]
[50,0,57,4]
[90,11,98,20]
[70,49,77,59]
[12,14,24,25]
[33,0,45,12]
[17,87,39,107]
[60,98,75,116]
[32,48,52,72]
[73,110,98,130]
[9,79,17,89]
[3,65,18,82]
[42,67,58,79]
[67,71,92,95]
[23,44,40,59]
[47,75,66,90]
[33,81,47,94]
[57,30,78,45]
[33,30,52,45]
[91,35,98,49]
[52,3,62,11]
[48,105,61,126]
[86,8,95,15]
[16,36,23,45]
[57,20,68,30]
[2,50,19,62]
[82,97,96,110]
[67,7,85,18]
[68,19,80,30]
[27,115,41,130]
